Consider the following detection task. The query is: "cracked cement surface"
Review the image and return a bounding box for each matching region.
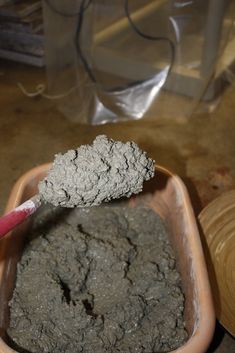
[8,206,187,353]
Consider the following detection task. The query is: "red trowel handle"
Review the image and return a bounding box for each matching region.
[0,196,41,239]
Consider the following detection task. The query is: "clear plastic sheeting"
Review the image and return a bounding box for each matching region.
[43,0,235,124]
[91,68,169,124]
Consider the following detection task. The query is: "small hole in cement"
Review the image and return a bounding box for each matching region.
[59,279,71,305]
[82,299,97,318]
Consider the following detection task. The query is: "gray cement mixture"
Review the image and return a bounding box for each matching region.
[8,206,187,353]
[38,135,155,207]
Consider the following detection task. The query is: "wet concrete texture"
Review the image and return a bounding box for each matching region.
[8,206,187,353]
[39,135,155,207]
[0,60,235,351]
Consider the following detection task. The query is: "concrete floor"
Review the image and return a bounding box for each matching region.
[0,60,235,352]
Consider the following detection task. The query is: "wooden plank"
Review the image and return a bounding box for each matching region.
[0,0,41,19]
[94,0,167,45]
[0,48,44,66]
[0,30,44,56]
[0,9,43,33]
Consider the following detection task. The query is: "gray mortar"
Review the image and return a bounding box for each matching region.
[8,206,188,353]
[38,135,155,207]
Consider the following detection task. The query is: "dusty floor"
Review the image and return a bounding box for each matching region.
[0,60,235,352]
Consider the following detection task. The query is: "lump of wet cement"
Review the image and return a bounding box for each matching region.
[38,135,155,207]
[8,206,188,353]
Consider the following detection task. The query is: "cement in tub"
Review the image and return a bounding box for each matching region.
[0,164,215,353]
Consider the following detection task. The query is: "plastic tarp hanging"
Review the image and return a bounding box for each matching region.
[43,0,235,124]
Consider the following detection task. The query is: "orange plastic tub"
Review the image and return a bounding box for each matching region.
[0,164,215,353]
